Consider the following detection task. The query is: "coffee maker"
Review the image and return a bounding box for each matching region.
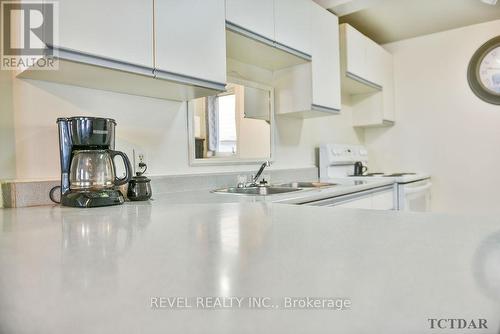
[52,117,132,208]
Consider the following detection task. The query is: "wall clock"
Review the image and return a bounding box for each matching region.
[468,36,500,105]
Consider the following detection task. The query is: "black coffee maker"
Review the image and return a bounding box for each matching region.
[50,117,133,208]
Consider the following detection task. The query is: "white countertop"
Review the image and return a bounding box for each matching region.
[172,179,395,205]
[334,173,431,184]
[1,187,500,333]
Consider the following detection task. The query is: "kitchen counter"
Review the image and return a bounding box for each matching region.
[1,193,500,333]
[161,179,394,205]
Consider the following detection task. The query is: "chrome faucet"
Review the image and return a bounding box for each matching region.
[251,161,271,186]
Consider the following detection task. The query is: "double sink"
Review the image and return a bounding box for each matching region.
[213,182,336,196]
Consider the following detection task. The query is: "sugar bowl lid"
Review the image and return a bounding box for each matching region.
[130,172,151,184]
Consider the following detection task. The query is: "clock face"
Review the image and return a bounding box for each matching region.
[468,36,500,104]
[478,46,500,95]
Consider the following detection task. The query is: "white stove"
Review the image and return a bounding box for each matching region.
[319,144,432,212]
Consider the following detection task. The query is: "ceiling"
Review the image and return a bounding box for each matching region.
[314,0,500,44]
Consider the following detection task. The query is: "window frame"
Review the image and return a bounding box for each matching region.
[187,76,275,166]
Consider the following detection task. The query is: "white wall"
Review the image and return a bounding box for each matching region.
[365,19,500,214]
[0,70,16,179]
[3,60,363,180]
[235,85,271,159]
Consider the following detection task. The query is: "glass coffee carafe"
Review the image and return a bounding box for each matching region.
[69,150,131,190]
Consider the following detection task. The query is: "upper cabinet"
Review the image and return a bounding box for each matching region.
[155,0,226,86]
[225,0,311,60]
[274,0,312,56]
[59,0,227,85]
[274,2,341,118]
[379,48,395,123]
[56,0,153,67]
[342,24,366,84]
[20,0,342,106]
[20,0,227,101]
[310,2,341,113]
[340,23,384,92]
[340,23,395,127]
[226,0,275,41]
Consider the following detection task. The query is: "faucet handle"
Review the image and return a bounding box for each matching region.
[237,174,249,188]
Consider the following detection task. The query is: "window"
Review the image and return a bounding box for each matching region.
[190,80,272,163]
[216,93,237,154]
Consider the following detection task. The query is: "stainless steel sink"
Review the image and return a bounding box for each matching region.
[277,182,337,188]
[213,186,302,196]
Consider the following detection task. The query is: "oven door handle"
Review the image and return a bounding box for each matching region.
[404,182,432,195]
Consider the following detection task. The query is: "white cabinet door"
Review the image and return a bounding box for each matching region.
[311,3,341,111]
[226,0,274,41]
[372,189,395,210]
[335,196,372,209]
[365,39,384,87]
[155,0,226,84]
[56,0,153,67]
[274,0,312,55]
[342,24,366,80]
[335,189,393,210]
[382,50,395,122]
[341,24,386,88]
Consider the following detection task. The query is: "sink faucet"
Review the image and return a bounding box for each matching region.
[251,161,271,186]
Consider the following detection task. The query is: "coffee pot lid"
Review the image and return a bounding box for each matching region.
[130,172,150,183]
[57,116,116,123]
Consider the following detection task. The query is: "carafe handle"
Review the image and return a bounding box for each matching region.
[109,150,133,186]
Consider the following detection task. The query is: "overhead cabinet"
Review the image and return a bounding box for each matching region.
[274,0,312,56]
[154,0,226,87]
[310,2,341,114]
[55,0,154,68]
[340,24,383,92]
[340,23,395,127]
[226,0,312,62]
[18,0,226,101]
[225,0,275,41]
[274,2,341,118]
